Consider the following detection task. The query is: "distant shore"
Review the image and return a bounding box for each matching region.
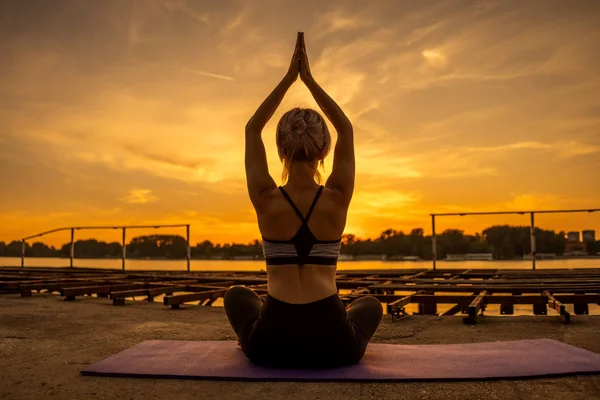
[2,255,600,261]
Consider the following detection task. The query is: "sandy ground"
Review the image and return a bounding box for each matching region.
[1,294,599,400]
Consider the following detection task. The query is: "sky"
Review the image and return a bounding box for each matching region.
[1,0,599,247]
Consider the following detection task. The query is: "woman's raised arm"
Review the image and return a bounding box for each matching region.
[245,34,301,208]
[299,33,354,204]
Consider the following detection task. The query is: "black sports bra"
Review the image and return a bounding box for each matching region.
[261,185,342,266]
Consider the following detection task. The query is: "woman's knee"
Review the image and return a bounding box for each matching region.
[364,296,383,325]
[348,296,383,336]
[365,296,383,316]
[224,286,256,309]
[351,296,383,315]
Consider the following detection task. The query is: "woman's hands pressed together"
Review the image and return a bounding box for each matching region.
[285,33,302,82]
[285,32,314,84]
[298,32,313,83]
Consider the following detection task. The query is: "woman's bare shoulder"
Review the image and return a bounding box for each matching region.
[322,185,352,209]
[250,186,281,214]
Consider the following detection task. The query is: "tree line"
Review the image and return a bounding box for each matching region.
[1,226,597,260]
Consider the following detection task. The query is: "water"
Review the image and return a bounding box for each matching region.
[1,257,598,271]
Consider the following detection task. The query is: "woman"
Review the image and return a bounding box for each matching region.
[224,32,383,369]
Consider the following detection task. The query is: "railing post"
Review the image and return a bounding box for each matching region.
[530,212,536,270]
[431,215,437,271]
[122,228,127,271]
[21,239,25,268]
[69,228,75,268]
[186,224,191,272]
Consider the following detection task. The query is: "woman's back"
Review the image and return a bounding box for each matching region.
[256,184,348,303]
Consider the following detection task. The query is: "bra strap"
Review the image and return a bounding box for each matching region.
[305,185,324,222]
[278,186,306,223]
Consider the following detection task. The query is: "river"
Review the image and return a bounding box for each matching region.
[1,256,598,271]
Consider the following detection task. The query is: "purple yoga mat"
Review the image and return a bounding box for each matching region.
[81,339,600,381]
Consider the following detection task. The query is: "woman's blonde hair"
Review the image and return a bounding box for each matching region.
[276,107,331,183]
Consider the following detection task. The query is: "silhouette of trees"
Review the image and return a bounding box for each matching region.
[58,239,122,258]
[585,240,600,255]
[3,241,26,257]
[0,226,584,260]
[30,242,57,257]
[482,225,529,259]
[192,240,215,258]
[535,228,568,254]
[340,226,568,260]
[127,235,188,258]
[437,229,470,257]
[482,225,568,259]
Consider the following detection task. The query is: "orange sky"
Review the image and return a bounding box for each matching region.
[1,0,599,247]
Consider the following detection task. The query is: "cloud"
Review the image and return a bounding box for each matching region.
[162,0,211,25]
[359,138,597,183]
[554,141,600,158]
[76,151,227,185]
[222,1,252,33]
[356,147,422,179]
[354,101,380,118]
[459,140,600,158]
[0,211,81,241]
[314,9,374,36]
[122,144,216,170]
[351,190,421,214]
[463,141,551,153]
[528,116,600,136]
[395,70,536,91]
[120,189,159,204]
[414,151,499,178]
[421,48,448,68]
[405,21,448,46]
[503,194,561,211]
[154,209,260,244]
[345,190,425,238]
[181,67,235,81]
[80,206,123,216]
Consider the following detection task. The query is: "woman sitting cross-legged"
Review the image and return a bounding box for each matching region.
[224,32,383,369]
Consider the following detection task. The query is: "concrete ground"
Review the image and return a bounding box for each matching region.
[1,293,599,400]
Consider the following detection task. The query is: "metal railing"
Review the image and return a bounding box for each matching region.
[21,224,191,271]
[18,208,599,272]
[430,208,599,270]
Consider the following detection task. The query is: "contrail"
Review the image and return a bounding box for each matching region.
[181,67,235,81]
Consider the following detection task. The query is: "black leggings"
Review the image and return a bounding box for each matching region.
[224,286,383,369]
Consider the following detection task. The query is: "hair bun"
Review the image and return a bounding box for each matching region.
[291,116,307,136]
[275,107,332,183]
